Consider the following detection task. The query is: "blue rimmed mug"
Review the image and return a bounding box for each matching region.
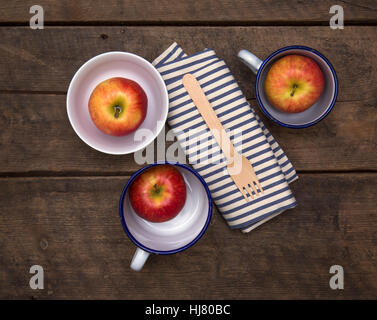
[238,45,338,128]
[119,162,212,271]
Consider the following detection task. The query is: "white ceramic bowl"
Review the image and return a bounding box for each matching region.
[66,52,169,154]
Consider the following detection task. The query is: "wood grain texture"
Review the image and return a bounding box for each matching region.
[0,94,375,174]
[0,3,376,300]
[0,174,376,299]
[1,0,376,23]
[0,26,376,105]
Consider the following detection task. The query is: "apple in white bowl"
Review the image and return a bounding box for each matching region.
[264,55,324,113]
[129,165,187,223]
[88,77,147,136]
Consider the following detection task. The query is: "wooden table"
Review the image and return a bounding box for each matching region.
[0,1,376,300]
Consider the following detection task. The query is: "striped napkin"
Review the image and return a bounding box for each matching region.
[152,43,298,233]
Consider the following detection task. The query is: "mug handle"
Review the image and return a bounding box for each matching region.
[130,248,150,271]
[237,49,263,75]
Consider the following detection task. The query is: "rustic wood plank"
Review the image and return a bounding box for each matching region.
[0,94,375,173]
[0,26,376,105]
[1,0,376,23]
[0,173,376,299]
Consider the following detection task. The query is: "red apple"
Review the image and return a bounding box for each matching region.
[88,77,147,136]
[264,55,324,113]
[129,165,187,223]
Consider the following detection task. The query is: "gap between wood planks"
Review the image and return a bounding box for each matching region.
[0,170,376,179]
[0,21,376,27]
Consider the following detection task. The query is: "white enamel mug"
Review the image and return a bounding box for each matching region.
[119,162,212,271]
[238,46,338,128]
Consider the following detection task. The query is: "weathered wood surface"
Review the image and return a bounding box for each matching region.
[0,26,376,105]
[0,26,376,174]
[0,0,376,301]
[2,0,376,24]
[0,174,376,299]
[0,94,376,174]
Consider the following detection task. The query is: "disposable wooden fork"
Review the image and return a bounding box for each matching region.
[182,73,264,201]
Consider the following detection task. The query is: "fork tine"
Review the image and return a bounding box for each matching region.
[245,185,255,199]
[255,180,264,193]
[239,187,249,202]
[249,182,258,196]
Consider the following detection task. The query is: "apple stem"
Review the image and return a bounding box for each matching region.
[153,184,160,195]
[114,105,122,118]
[290,84,298,97]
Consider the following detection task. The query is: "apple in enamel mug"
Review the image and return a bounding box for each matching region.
[264,55,325,113]
[129,165,187,223]
[88,77,147,136]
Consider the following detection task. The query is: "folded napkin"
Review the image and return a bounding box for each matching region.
[152,43,298,233]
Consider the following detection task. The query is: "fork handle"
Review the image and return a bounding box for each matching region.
[182,74,239,163]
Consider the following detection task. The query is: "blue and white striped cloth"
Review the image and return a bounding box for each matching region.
[153,43,298,232]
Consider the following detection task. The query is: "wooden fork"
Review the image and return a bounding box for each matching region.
[182,73,263,201]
